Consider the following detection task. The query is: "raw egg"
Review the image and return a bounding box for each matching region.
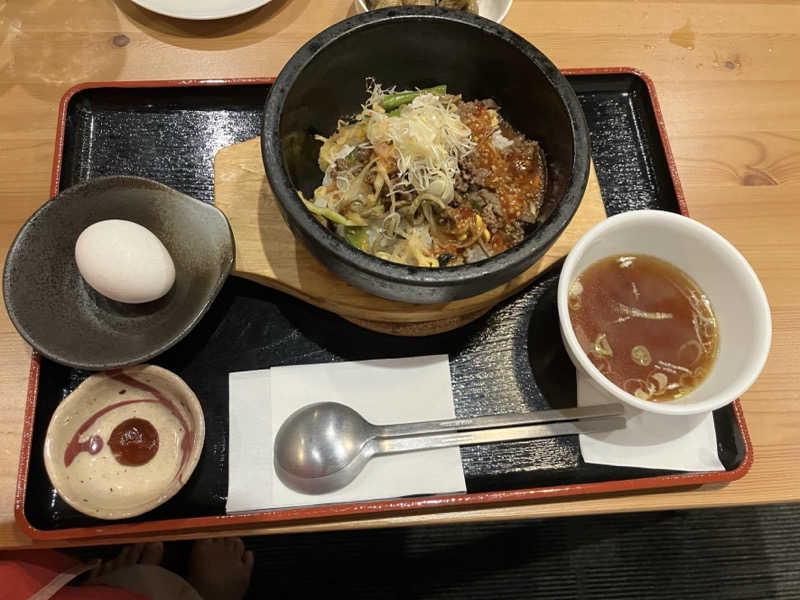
[75,220,176,303]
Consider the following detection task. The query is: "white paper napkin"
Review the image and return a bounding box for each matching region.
[227,368,273,513]
[226,355,466,513]
[577,373,724,472]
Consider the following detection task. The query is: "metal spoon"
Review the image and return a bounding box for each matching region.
[274,402,625,494]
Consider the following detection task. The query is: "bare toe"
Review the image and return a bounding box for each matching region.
[127,543,145,565]
[228,537,245,557]
[86,541,164,585]
[140,541,164,566]
[88,559,103,580]
[188,537,253,600]
[107,545,132,572]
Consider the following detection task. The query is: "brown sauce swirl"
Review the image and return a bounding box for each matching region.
[63,371,193,479]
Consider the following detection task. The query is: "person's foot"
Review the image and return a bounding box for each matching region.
[188,537,254,600]
[86,541,164,581]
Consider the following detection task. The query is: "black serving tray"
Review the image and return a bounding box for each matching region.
[18,71,749,539]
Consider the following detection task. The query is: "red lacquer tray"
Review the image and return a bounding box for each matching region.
[14,69,751,541]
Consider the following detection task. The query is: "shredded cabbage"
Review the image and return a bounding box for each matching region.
[364,92,474,199]
[308,82,478,266]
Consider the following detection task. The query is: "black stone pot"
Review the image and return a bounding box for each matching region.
[262,7,590,304]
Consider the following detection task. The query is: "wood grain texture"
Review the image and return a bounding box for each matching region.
[0,0,799,548]
[214,137,605,331]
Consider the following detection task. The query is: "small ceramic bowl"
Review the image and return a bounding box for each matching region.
[43,365,205,520]
[3,176,234,370]
[557,210,772,416]
[354,0,513,22]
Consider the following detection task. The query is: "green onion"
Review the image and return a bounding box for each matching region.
[300,196,356,227]
[343,226,368,251]
[380,85,447,112]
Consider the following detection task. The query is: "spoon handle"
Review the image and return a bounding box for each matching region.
[375,403,624,438]
[375,416,626,455]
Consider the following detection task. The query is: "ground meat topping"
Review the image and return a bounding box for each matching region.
[450,99,547,256]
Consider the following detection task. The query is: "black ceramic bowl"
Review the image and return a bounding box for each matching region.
[3,176,234,370]
[262,7,590,303]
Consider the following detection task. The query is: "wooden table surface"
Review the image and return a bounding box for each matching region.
[1,0,798,549]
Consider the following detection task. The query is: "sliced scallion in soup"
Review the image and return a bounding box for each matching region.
[568,254,718,402]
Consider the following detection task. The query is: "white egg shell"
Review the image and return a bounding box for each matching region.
[75,220,176,304]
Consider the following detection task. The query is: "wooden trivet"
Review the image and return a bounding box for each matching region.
[213,137,605,335]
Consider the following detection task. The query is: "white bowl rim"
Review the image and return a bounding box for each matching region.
[556,209,772,416]
[354,0,512,23]
[129,0,272,20]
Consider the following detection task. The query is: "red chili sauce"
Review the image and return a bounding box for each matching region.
[108,418,159,466]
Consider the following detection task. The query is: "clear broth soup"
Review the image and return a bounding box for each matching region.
[568,254,718,402]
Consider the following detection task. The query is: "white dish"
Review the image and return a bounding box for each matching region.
[130,0,272,20]
[354,0,512,23]
[557,210,772,416]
